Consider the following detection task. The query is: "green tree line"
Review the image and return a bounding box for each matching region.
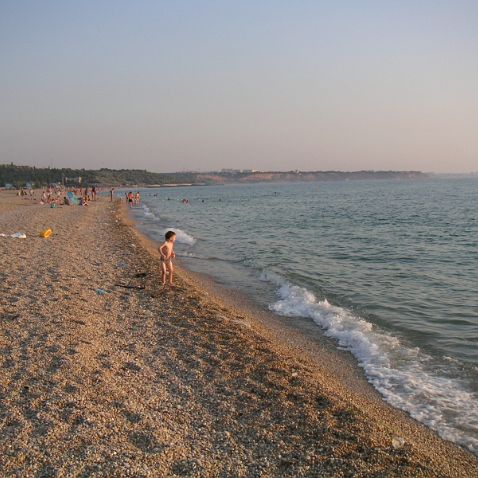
[0,164,197,188]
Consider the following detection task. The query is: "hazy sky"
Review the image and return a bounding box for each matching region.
[1,1,477,173]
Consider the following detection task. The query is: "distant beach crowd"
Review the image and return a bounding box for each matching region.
[15,185,99,207]
[13,185,145,208]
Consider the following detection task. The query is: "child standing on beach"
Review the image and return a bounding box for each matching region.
[159,231,176,286]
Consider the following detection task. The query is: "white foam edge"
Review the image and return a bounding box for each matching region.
[261,272,478,454]
[138,204,196,245]
[141,204,158,219]
[163,227,196,246]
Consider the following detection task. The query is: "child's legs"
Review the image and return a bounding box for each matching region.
[161,262,167,284]
[167,262,174,284]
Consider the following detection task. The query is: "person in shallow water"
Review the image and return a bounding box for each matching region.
[159,231,176,286]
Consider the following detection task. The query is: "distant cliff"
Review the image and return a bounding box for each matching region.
[1,164,428,188]
[196,170,427,184]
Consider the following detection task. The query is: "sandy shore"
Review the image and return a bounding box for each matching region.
[1,192,477,477]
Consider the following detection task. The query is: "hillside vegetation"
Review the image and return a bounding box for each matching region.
[1,164,427,188]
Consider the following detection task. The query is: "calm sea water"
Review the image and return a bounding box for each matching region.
[129,177,478,453]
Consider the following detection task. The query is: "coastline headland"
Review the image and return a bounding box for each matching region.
[1,163,428,188]
[1,191,476,476]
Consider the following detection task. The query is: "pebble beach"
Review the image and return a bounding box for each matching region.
[1,191,477,477]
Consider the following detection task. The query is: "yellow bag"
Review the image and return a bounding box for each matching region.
[39,228,53,238]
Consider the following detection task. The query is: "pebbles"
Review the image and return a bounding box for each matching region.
[0,195,477,477]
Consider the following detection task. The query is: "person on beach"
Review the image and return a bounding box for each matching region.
[110,187,115,201]
[159,231,176,286]
[128,191,134,208]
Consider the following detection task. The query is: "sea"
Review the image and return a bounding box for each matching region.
[127,177,478,454]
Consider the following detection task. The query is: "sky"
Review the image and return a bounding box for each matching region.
[0,1,477,173]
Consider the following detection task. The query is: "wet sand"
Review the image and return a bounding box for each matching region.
[1,192,477,477]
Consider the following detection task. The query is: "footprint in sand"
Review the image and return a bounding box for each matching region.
[128,431,166,454]
[122,361,142,373]
[122,409,142,424]
[171,459,202,477]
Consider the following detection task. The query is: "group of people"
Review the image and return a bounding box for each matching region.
[16,185,100,207]
[126,191,141,208]
[17,188,35,198]
[40,188,64,206]
[74,186,98,206]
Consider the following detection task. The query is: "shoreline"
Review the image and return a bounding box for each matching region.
[124,198,478,455]
[124,205,379,398]
[121,202,478,467]
[1,193,477,476]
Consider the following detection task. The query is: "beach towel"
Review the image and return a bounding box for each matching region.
[66,191,79,205]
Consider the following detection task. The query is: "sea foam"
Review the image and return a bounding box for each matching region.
[141,204,158,219]
[264,273,478,454]
[138,205,196,246]
[166,227,196,246]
